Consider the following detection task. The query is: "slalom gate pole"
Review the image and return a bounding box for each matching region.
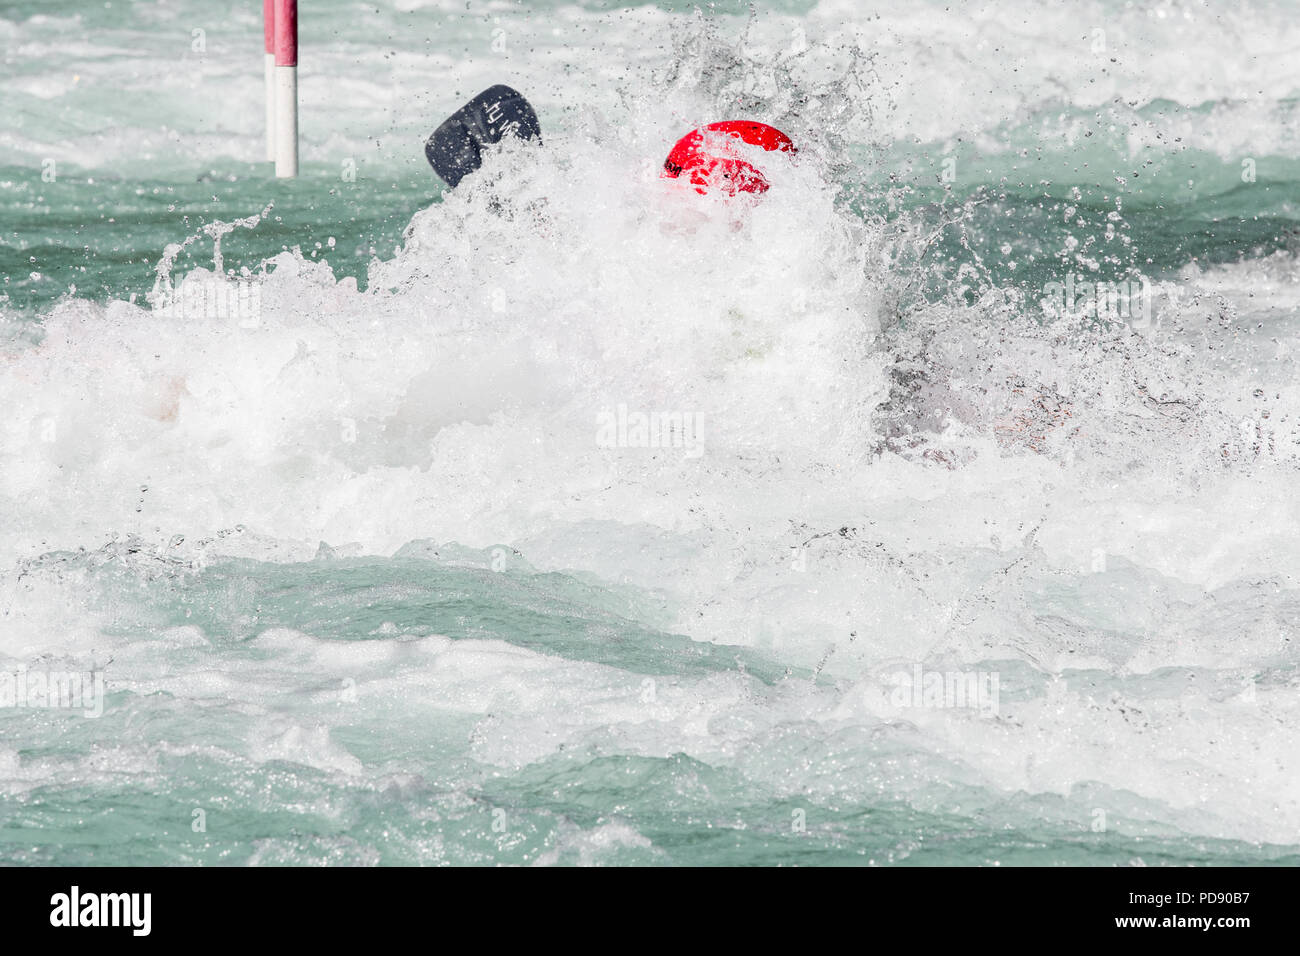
[274,0,298,178]
[263,0,276,161]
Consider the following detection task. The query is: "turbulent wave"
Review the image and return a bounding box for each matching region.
[1,0,1298,864]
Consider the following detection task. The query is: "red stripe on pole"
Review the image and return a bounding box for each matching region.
[274,0,297,67]
[263,0,275,53]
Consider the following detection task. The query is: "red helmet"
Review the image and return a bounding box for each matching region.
[661,120,796,196]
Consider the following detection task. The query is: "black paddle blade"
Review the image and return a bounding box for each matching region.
[425,85,542,188]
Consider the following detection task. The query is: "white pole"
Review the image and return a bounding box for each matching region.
[263,1,275,161]
[264,54,276,161]
[274,0,298,178]
[275,67,298,177]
